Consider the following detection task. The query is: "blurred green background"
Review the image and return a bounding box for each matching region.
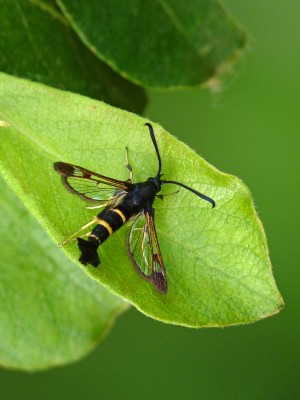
[0,0,299,398]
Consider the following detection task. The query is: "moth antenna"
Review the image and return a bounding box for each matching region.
[161,180,215,208]
[145,123,162,176]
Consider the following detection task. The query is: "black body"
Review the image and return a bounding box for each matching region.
[78,178,161,267]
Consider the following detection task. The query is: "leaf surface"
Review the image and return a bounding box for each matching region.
[0,73,283,329]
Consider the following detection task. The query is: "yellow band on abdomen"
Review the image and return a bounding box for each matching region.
[112,208,127,224]
[96,218,113,235]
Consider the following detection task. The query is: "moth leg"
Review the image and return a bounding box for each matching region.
[78,231,92,239]
[58,219,96,247]
[125,147,134,183]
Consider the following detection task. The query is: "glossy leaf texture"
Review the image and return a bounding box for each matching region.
[0,73,283,328]
[0,177,128,371]
[0,0,146,113]
[57,0,248,88]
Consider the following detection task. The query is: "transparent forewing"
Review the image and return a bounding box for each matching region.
[129,213,152,278]
[54,162,130,203]
[128,209,167,293]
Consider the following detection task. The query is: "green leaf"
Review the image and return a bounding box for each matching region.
[0,178,128,371]
[57,0,248,88]
[0,73,283,328]
[0,0,146,113]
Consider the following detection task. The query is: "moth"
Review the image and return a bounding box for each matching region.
[54,123,215,293]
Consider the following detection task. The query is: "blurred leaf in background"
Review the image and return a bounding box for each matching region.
[0,0,146,113]
[57,0,247,88]
[0,177,128,370]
